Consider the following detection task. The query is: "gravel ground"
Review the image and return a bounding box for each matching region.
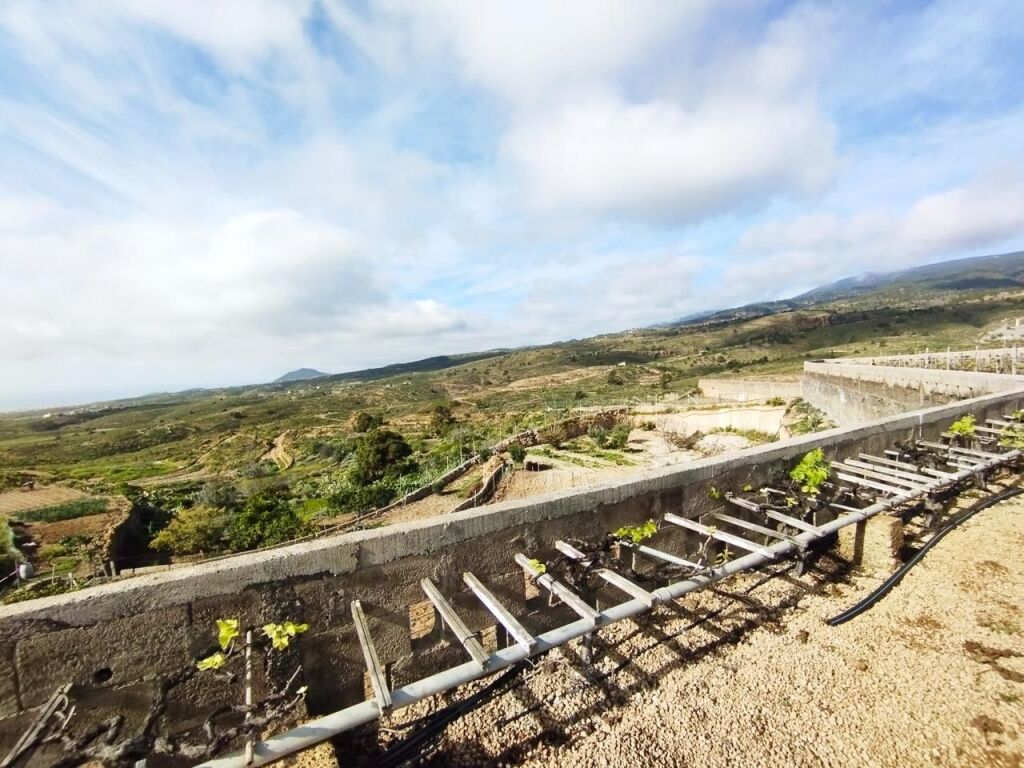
[361,483,1024,768]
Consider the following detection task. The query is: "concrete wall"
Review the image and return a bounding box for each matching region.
[803,361,1024,425]
[697,378,802,402]
[4,387,1024,762]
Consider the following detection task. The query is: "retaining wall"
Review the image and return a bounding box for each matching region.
[697,378,803,402]
[803,361,1024,425]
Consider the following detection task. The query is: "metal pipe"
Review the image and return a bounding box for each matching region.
[198,451,1014,768]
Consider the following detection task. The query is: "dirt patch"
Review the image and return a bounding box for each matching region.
[261,431,294,470]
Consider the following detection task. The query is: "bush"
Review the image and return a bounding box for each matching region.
[195,481,241,510]
[353,412,384,433]
[606,425,631,450]
[351,429,415,486]
[327,478,399,515]
[607,370,624,385]
[228,491,310,550]
[477,447,493,463]
[508,443,527,463]
[588,425,609,448]
[151,505,230,554]
[430,403,456,435]
[767,397,786,406]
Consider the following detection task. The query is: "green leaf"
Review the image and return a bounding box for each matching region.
[197,652,227,671]
[789,449,829,495]
[263,623,290,650]
[217,618,240,651]
[527,558,546,575]
[948,415,976,437]
[613,519,657,544]
[283,621,309,636]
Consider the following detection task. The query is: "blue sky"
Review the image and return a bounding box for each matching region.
[2,0,1024,409]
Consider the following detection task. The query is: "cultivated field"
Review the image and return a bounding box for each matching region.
[0,485,87,515]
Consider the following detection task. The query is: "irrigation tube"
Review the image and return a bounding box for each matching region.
[197,451,1016,768]
[826,484,1024,626]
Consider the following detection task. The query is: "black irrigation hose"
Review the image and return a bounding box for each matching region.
[826,485,1023,626]
[372,661,529,768]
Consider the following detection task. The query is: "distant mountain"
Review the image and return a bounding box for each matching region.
[794,250,1024,303]
[274,368,330,383]
[672,250,1024,327]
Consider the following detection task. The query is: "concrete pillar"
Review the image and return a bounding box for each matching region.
[837,514,904,574]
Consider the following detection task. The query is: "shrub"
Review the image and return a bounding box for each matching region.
[353,411,384,433]
[789,448,830,495]
[607,370,624,385]
[477,447,493,463]
[606,425,631,450]
[195,481,241,510]
[351,429,415,486]
[508,443,527,463]
[228,491,310,550]
[767,397,786,406]
[430,403,456,435]
[151,505,230,554]
[588,426,610,448]
[327,478,399,515]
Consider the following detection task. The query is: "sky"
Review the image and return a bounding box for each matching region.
[2,0,1024,410]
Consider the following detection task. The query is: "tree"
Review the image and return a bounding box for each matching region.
[429,403,456,435]
[151,505,230,555]
[352,411,383,433]
[507,443,526,463]
[350,428,415,486]
[228,491,309,550]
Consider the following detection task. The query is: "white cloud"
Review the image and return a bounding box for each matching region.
[382,0,707,105]
[729,172,1024,299]
[503,91,835,221]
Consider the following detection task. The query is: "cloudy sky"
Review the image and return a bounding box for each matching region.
[2,1,1024,409]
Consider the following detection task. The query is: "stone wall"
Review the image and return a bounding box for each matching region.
[3,388,1024,763]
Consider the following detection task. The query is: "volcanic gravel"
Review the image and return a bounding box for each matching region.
[366,483,1024,768]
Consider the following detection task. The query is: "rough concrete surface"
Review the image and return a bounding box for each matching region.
[370,488,1024,768]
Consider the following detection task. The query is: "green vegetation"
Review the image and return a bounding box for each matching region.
[0,517,20,573]
[789,448,830,495]
[708,426,775,444]
[948,414,977,437]
[508,443,527,464]
[352,411,384,432]
[787,399,835,435]
[11,497,107,523]
[613,519,658,544]
[351,429,415,486]
[2,578,80,605]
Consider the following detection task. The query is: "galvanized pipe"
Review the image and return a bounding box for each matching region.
[198,450,1015,768]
